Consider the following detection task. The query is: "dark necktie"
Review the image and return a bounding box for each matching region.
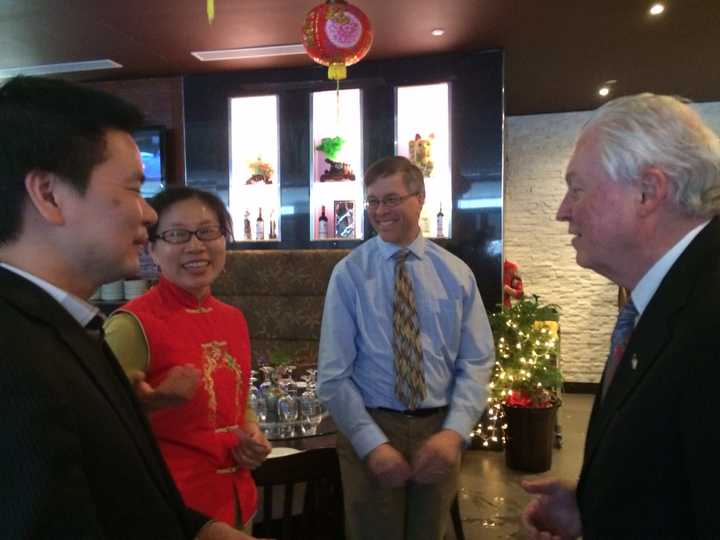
[602,299,638,399]
[392,250,426,409]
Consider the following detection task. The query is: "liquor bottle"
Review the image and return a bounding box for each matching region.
[256,208,265,240]
[243,209,252,240]
[269,210,277,239]
[420,210,431,235]
[269,219,277,239]
[436,203,445,238]
[318,205,329,240]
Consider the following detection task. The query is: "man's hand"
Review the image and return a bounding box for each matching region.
[129,364,201,411]
[366,443,412,488]
[521,478,582,540]
[196,520,268,539]
[232,423,272,470]
[411,429,462,484]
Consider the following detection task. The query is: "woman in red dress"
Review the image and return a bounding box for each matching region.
[105,187,271,532]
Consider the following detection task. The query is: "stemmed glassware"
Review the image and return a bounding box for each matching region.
[249,372,267,424]
[276,385,299,437]
[299,369,323,435]
[253,363,327,439]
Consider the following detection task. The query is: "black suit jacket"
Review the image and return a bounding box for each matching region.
[577,218,720,538]
[0,268,208,538]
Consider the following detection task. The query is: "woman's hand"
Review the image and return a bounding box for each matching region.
[231,423,272,470]
[129,364,201,411]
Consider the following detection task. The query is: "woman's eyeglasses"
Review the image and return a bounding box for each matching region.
[153,225,225,244]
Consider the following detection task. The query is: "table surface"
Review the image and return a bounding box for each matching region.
[266,416,337,451]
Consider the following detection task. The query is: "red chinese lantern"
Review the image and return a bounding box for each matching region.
[302,0,373,81]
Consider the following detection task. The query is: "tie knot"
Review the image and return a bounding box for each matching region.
[617,299,638,326]
[394,249,410,264]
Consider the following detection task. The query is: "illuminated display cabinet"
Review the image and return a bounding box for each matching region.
[185,50,504,307]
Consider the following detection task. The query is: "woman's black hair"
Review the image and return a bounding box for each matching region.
[148,186,234,242]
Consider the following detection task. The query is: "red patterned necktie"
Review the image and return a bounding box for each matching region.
[392,250,426,409]
[601,299,638,400]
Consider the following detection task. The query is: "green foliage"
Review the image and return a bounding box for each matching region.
[315,136,345,160]
[489,295,563,408]
[269,349,291,367]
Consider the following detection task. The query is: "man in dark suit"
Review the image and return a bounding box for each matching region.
[0,76,258,539]
[521,94,720,538]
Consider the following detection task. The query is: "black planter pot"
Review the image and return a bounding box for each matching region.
[504,404,559,473]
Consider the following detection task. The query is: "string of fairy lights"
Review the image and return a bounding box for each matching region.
[470,298,561,449]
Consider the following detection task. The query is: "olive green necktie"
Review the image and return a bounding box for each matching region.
[392,250,426,409]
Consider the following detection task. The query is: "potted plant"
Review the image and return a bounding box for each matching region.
[475,295,563,472]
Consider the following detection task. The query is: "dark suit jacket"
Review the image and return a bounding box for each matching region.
[0,268,208,538]
[577,218,720,538]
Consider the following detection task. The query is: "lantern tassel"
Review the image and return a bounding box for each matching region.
[328,63,347,81]
[207,0,215,24]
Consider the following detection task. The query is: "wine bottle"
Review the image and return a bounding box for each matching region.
[256,208,265,240]
[318,205,329,240]
[436,203,445,238]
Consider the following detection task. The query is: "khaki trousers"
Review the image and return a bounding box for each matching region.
[336,408,461,540]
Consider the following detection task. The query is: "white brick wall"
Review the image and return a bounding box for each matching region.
[504,102,720,382]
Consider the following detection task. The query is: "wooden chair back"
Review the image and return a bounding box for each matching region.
[252,447,344,540]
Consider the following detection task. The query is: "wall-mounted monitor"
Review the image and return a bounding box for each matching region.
[132,126,166,198]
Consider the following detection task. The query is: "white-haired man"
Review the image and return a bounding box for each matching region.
[522,94,720,538]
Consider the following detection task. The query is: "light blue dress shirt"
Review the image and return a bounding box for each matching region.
[317,234,494,459]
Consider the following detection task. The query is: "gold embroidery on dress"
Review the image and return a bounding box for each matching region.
[186,306,213,314]
[201,340,244,428]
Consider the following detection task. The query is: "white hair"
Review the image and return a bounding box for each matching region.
[582,93,720,217]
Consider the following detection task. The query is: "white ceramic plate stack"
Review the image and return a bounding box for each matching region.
[100,280,124,302]
[123,279,148,300]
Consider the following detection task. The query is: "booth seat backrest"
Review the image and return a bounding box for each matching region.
[212,249,350,370]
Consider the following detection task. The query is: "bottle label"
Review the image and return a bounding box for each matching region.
[318,221,328,239]
[436,216,444,238]
[256,222,264,240]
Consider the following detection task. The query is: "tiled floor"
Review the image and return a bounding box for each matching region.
[449,394,594,539]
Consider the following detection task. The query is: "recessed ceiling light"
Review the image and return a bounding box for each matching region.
[0,59,122,79]
[649,3,665,15]
[597,80,617,98]
[431,28,445,37]
[191,43,306,62]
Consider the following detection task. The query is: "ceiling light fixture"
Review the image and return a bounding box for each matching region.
[0,59,122,79]
[431,28,445,37]
[597,79,618,98]
[192,43,306,62]
[649,3,665,15]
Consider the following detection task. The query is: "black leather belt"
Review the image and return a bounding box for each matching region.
[371,406,447,417]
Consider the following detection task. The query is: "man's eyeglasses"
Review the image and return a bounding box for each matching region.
[365,192,419,210]
[153,225,225,244]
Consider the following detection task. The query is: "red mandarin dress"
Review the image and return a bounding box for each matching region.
[119,277,257,525]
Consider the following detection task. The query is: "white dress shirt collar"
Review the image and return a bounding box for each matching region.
[0,262,102,327]
[631,220,710,318]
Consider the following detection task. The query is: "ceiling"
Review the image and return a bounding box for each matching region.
[2,0,718,115]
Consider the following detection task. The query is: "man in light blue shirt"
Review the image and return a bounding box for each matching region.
[318,156,494,540]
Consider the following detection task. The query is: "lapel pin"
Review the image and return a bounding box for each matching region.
[631,355,638,370]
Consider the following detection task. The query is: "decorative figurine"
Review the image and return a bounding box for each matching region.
[316,136,355,181]
[246,156,274,184]
[243,209,252,240]
[408,133,435,177]
[503,260,524,309]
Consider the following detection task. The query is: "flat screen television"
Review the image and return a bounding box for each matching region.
[132,126,166,198]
